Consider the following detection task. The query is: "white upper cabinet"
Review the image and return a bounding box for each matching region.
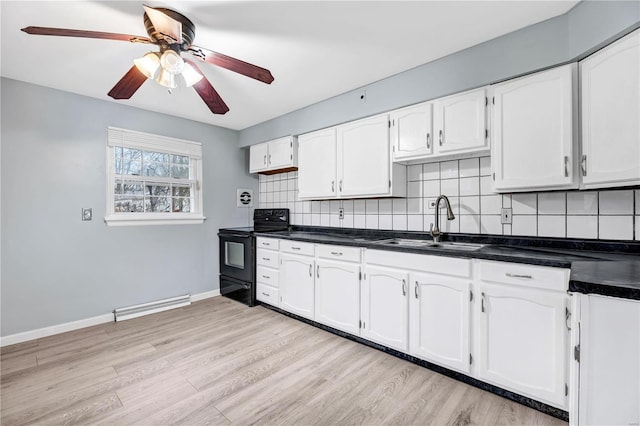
[434,87,488,155]
[580,29,640,189]
[337,114,392,197]
[491,64,577,192]
[298,128,337,199]
[249,136,298,174]
[390,102,434,161]
[298,114,406,200]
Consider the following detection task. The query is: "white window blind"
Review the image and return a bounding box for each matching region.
[105,127,205,226]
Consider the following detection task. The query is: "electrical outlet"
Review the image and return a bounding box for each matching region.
[427,198,437,210]
[501,208,512,225]
[359,90,366,103]
[82,208,92,221]
[339,207,344,219]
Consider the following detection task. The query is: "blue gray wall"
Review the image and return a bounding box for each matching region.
[1,78,257,336]
[238,0,640,147]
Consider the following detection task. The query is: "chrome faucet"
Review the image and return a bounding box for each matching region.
[430,195,455,243]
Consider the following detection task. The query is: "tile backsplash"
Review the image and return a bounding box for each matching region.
[258,157,639,241]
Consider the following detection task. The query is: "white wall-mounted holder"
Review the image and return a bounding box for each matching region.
[237,189,253,208]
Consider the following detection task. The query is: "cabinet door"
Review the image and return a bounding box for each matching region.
[434,88,487,154]
[315,259,360,335]
[361,265,408,352]
[279,253,314,320]
[391,102,433,161]
[410,272,471,374]
[298,128,337,199]
[492,64,576,192]
[267,137,294,170]
[477,283,568,409]
[337,114,390,198]
[579,295,640,426]
[249,142,269,173]
[580,29,640,189]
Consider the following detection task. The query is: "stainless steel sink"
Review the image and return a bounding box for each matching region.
[373,238,485,251]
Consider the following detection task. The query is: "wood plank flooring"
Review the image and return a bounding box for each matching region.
[1,297,568,425]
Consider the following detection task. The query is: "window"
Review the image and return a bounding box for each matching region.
[105,127,205,226]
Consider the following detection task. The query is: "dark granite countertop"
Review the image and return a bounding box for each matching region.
[253,226,640,300]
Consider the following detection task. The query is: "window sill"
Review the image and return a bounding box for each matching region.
[104,214,206,227]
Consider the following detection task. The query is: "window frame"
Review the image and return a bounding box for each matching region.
[105,127,205,226]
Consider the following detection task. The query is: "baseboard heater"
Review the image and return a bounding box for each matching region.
[113,294,191,322]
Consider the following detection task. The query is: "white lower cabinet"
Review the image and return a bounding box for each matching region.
[476,261,570,409]
[576,294,640,426]
[255,238,280,307]
[361,265,409,352]
[279,252,315,320]
[315,258,361,335]
[410,271,472,374]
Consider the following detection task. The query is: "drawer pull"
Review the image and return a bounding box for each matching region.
[291,247,301,250]
[262,275,270,279]
[262,292,270,297]
[331,251,343,256]
[262,257,270,261]
[506,273,532,279]
[263,242,270,246]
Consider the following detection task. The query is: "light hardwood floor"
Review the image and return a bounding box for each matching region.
[1,297,567,425]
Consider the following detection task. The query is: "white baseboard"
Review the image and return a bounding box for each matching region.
[0,289,221,347]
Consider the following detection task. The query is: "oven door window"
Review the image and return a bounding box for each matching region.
[225,241,245,269]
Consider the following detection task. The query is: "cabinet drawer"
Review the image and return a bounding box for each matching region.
[256,283,279,306]
[280,240,315,256]
[256,249,279,268]
[256,265,279,287]
[257,238,279,250]
[478,260,569,292]
[316,244,361,263]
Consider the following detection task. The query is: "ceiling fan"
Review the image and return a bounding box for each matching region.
[21,5,275,115]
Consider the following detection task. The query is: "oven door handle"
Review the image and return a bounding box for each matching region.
[219,233,252,238]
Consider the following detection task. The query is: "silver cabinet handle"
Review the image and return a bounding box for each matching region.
[317,264,320,278]
[581,155,587,176]
[330,251,343,256]
[439,130,443,146]
[262,292,270,297]
[339,180,343,192]
[268,154,272,165]
[309,263,312,277]
[481,292,486,313]
[402,279,406,296]
[262,257,270,261]
[262,275,270,279]
[263,242,270,246]
[263,154,267,165]
[564,156,569,177]
[414,281,419,299]
[506,273,533,279]
[426,133,430,149]
[291,247,301,251]
[331,180,335,192]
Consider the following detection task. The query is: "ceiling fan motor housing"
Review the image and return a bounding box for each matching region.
[143,7,196,49]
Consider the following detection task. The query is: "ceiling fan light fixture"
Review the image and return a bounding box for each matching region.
[159,49,184,75]
[133,52,160,79]
[182,63,203,87]
[156,68,177,89]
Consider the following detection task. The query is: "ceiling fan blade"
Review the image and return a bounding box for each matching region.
[21,26,152,43]
[108,66,148,100]
[188,46,274,85]
[185,60,229,115]
[143,5,182,44]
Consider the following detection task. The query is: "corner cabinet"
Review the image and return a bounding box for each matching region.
[249,136,298,174]
[476,260,570,410]
[491,64,578,192]
[298,114,406,200]
[580,28,640,189]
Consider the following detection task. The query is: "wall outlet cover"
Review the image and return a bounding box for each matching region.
[501,208,512,225]
[237,189,253,208]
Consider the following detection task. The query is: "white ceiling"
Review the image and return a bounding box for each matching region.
[1,1,578,131]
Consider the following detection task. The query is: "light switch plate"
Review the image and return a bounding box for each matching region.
[501,208,512,225]
[82,208,92,221]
